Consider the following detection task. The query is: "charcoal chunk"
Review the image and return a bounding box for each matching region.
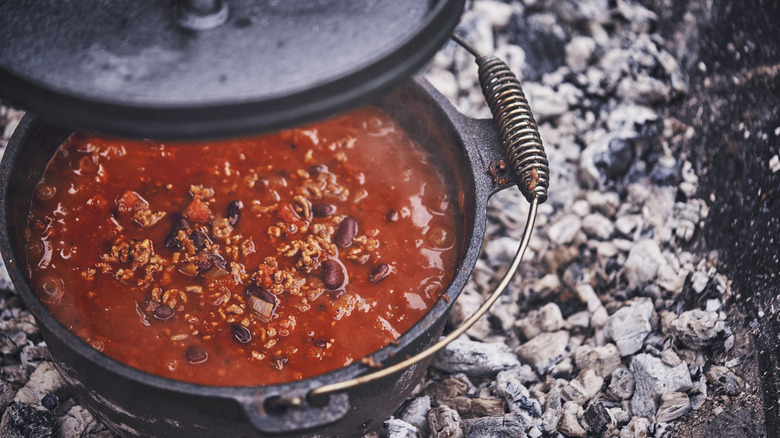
[432,336,520,377]
[0,402,57,438]
[584,402,613,437]
[428,405,462,438]
[462,415,525,438]
[41,393,59,411]
[595,137,635,179]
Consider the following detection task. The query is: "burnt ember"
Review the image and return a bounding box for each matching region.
[0,402,56,438]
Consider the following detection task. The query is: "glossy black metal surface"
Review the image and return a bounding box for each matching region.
[0,0,465,139]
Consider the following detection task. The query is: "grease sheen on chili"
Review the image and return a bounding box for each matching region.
[25,107,460,386]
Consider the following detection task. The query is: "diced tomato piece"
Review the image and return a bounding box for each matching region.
[255,264,275,289]
[115,190,148,213]
[183,198,212,223]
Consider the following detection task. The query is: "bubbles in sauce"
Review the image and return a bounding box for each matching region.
[426,226,456,250]
[35,184,56,200]
[38,276,64,304]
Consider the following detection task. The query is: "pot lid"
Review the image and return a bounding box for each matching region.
[0,0,464,139]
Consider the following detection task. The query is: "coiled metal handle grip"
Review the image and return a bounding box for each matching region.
[452,34,549,204]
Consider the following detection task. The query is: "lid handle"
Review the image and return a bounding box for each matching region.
[176,0,229,30]
[236,390,350,434]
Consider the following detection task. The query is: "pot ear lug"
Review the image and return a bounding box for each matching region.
[238,391,349,434]
[306,390,331,408]
[465,117,519,196]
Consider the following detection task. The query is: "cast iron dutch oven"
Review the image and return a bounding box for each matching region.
[1,77,539,437]
[0,1,549,436]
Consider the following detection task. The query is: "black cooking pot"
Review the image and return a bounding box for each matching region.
[0,77,523,437]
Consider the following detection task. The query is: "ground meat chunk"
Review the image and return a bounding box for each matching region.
[133,208,166,228]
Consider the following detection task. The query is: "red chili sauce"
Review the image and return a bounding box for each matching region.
[25,107,459,386]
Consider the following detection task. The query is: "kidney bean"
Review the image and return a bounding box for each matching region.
[202,252,228,272]
[164,232,180,249]
[164,216,192,249]
[153,305,175,320]
[232,324,252,344]
[246,284,275,304]
[191,229,208,249]
[321,259,346,290]
[176,217,192,230]
[185,345,208,364]
[312,203,336,218]
[333,216,357,248]
[226,200,243,226]
[369,264,392,284]
[204,266,229,279]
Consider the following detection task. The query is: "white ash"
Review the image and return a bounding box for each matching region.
[620,416,652,438]
[515,330,570,375]
[666,309,730,350]
[493,368,542,418]
[545,213,581,245]
[655,391,690,423]
[399,395,431,435]
[608,367,636,400]
[562,368,603,405]
[413,0,739,435]
[769,154,780,173]
[427,405,463,438]
[558,401,587,437]
[630,354,692,418]
[705,366,745,396]
[604,297,655,356]
[0,0,747,437]
[621,240,668,291]
[0,260,13,292]
[574,343,621,378]
[12,362,66,407]
[431,336,521,377]
[461,415,525,438]
[385,417,420,438]
[514,302,564,340]
[585,402,620,437]
[59,405,106,438]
